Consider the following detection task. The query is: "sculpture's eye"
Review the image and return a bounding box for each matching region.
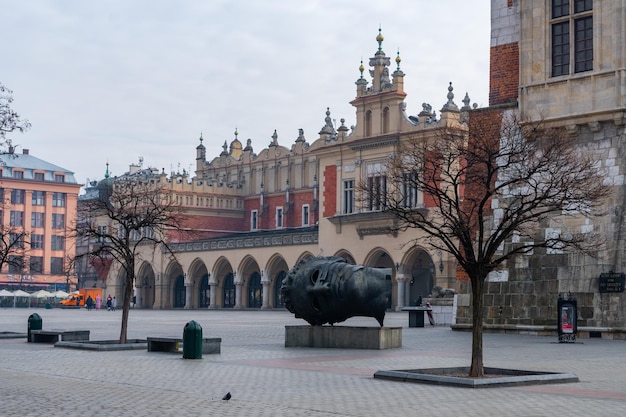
[310,269,320,285]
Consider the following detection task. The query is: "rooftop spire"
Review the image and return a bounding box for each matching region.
[104,161,110,179]
[376,26,384,52]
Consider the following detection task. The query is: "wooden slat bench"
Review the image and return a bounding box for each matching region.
[30,329,90,343]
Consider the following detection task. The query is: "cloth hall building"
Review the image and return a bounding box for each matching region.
[96,30,469,312]
[94,1,626,336]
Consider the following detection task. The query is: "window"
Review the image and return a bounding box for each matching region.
[551,0,593,77]
[142,226,154,239]
[96,225,108,243]
[365,110,372,137]
[302,205,310,226]
[276,207,283,229]
[10,211,24,227]
[10,189,25,204]
[51,235,65,250]
[251,210,258,231]
[31,234,44,249]
[366,163,387,211]
[9,233,24,249]
[382,107,389,133]
[402,172,420,208]
[34,172,45,181]
[8,256,24,273]
[32,191,45,205]
[50,257,64,274]
[343,180,355,214]
[54,174,65,183]
[13,170,23,179]
[130,229,141,241]
[31,212,44,228]
[52,192,66,207]
[51,213,65,229]
[30,256,43,273]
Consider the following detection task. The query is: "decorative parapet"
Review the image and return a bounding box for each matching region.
[168,226,318,253]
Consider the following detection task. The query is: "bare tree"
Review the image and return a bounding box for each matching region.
[0,83,30,145]
[365,110,611,377]
[74,177,189,343]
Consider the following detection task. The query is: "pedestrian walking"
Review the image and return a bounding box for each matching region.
[86,296,94,311]
[106,295,112,311]
[112,296,117,311]
[95,293,101,310]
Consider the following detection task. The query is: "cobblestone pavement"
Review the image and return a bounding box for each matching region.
[1,308,625,416]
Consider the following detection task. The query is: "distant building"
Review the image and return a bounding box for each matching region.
[0,147,81,291]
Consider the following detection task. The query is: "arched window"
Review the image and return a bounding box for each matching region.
[248,271,262,308]
[365,110,372,137]
[173,275,185,308]
[382,107,389,133]
[274,270,287,308]
[199,274,210,308]
[223,272,235,308]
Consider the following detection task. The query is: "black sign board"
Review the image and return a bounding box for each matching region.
[599,273,625,293]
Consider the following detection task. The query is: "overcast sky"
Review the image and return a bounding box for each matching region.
[2,1,491,186]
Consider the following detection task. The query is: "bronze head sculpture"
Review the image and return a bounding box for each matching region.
[281,256,392,326]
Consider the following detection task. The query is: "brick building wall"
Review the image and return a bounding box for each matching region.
[322,165,337,218]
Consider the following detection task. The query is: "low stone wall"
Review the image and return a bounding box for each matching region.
[284,326,402,349]
[423,298,455,326]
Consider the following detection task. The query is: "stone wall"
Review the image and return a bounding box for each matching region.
[455,122,626,332]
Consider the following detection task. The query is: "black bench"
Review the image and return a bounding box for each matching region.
[147,337,182,353]
[30,329,90,343]
[401,307,432,327]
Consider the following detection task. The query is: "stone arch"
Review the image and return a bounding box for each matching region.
[333,249,355,264]
[266,253,289,308]
[238,255,261,309]
[165,260,185,309]
[402,246,435,306]
[363,247,394,309]
[295,251,315,265]
[136,261,156,309]
[212,256,234,309]
[110,267,126,307]
[188,258,209,309]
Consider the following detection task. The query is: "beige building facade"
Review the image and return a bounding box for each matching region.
[102,31,473,311]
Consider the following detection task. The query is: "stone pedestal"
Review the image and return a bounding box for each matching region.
[284,325,402,349]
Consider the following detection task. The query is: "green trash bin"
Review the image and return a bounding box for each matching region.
[28,313,42,343]
[183,320,203,359]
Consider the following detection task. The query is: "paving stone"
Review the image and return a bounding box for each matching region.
[0,309,624,416]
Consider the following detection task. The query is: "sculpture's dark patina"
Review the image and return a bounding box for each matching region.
[281,256,392,326]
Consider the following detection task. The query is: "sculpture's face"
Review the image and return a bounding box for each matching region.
[281,256,391,326]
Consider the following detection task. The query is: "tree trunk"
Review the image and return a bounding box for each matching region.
[118,273,134,344]
[469,276,484,377]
